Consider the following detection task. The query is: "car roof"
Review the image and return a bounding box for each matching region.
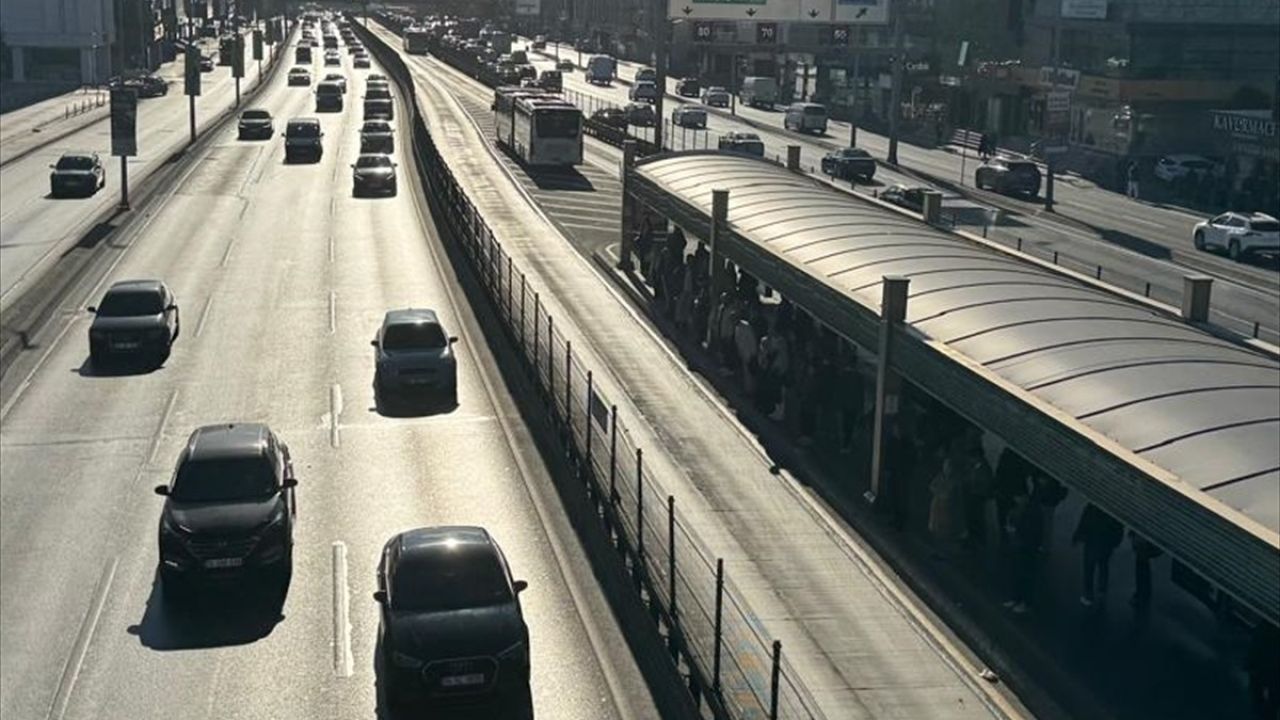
[184,423,271,463]
[106,278,164,294]
[288,117,320,125]
[395,526,495,557]
[384,308,440,326]
[1248,212,1278,222]
[59,152,97,160]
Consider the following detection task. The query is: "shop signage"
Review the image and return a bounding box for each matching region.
[1211,111,1277,140]
[1039,66,1080,89]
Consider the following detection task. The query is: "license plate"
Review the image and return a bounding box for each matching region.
[440,673,485,688]
[112,341,140,350]
[405,377,432,385]
[204,557,244,569]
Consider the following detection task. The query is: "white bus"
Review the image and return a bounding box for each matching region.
[403,26,430,55]
[493,87,583,167]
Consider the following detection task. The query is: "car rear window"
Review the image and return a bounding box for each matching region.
[287,122,320,137]
[242,110,270,119]
[1009,162,1039,174]
[1250,220,1279,232]
[173,457,276,502]
[363,122,391,133]
[56,156,95,170]
[382,322,445,350]
[98,289,163,316]
[804,106,827,116]
[392,547,512,611]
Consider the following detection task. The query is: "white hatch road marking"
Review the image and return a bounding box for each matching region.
[45,557,118,720]
[329,383,343,448]
[329,291,337,334]
[194,295,215,338]
[331,541,354,678]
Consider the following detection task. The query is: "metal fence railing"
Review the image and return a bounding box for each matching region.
[356,17,829,720]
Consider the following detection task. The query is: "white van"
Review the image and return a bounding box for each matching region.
[784,103,827,134]
[739,76,778,108]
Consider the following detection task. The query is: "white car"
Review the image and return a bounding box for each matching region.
[1192,212,1280,261]
[1153,154,1216,183]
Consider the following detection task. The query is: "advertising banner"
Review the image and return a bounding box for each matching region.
[110,89,138,157]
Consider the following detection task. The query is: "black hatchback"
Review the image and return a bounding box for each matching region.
[375,527,532,718]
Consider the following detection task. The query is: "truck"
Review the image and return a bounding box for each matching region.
[739,76,778,109]
[585,55,616,86]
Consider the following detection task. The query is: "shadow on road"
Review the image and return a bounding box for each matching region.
[525,166,596,192]
[74,355,163,377]
[371,386,458,418]
[127,571,286,651]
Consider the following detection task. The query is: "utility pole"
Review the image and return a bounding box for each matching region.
[886,9,904,165]
[653,4,668,151]
[848,51,860,147]
[1043,7,1062,212]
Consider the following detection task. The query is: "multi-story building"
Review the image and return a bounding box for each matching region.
[1,0,117,83]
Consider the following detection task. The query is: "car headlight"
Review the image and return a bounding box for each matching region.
[497,640,528,666]
[391,650,424,670]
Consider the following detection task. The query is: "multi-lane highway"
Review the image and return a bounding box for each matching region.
[525,44,1280,345]
[0,36,662,720]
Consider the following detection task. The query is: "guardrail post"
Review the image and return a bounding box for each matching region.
[712,558,725,697]
[868,276,910,506]
[769,640,782,720]
[1181,275,1213,323]
[635,448,645,591]
[564,341,573,447]
[786,145,801,172]
[547,314,555,401]
[584,371,595,484]
[667,494,679,659]
[519,273,527,350]
[532,292,541,377]
[609,405,619,505]
[506,256,514,318]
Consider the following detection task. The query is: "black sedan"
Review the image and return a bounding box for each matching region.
[49,153,105,197]
[87,279,180,367]
[351,154,398,196]
[880,184,928,212]
[591,107,628,130]
[237,108,274,139]
[821,147,877,182]
[675,77,700,98]
[624,102,657,127]
[154,423,297,602]
[375,527,532,718]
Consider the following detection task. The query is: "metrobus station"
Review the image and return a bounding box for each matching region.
[616,147,1280,645]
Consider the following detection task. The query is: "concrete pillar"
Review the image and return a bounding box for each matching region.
[618,140,637,271]
[786,145,801,172]
[921,191,941,223]
[705,189,730,348]
[11,46,26,82]
[1181,275,1212,323]
[868,276,910,505]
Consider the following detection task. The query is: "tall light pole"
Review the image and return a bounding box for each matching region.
[886,9,903,165]
[1043,6,1062,212]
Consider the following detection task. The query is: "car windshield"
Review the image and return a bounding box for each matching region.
[841,149,869,158]
[536,109,580,138]
[363,122,390,133]
[242,110,270,119]
[56,156,94,170]
[382,321,444,349]
[97,289,163,316]
[172,457,276,502]
[392,546,513,612]
[804,106,827,116]
[287,123,320,137]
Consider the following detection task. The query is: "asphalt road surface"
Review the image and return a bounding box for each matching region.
[0,44,660,720]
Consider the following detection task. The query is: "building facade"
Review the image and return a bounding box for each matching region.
[2,0,117,83]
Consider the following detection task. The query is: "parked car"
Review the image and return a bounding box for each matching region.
[672,105,707,129]
[371,308,457,404]
[237,108,274,140]
[283,117,324,162]
[374,527,531,716]
[591,107,628,130]
[784,102,827,134]
[701,86,730,108]
[154,423,297,601]
[360,120,395,153]
[879,184,929,212]
[718,131,764,157]
[821,147,876,181]
[1192,211,1280,261]
[86,279,179,367]
[629,81,658,103]
[676,77,700,98]
[974,157,1041,197]
[624,102,657,127]
[49,152,105,197]
[1154,154,1217,183]
[288,67,312,85]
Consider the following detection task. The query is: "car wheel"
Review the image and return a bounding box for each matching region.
[1193,230,1205,251]
[1228,239,1242,261]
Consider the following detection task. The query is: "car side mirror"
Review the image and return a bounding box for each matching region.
[512,580,528,594]
[166,303,178,311]
[370,339,379,347]
[49,164,56,169]
[154,484,170,496]
[372,590,388,604]
[282,477,298,488]
[448,336,458,344]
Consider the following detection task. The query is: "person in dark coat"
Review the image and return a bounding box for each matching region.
[1072,503,1124,607]
[1128,531,1163,620]
[994,449,1031,546]
[1003,492,1042,614]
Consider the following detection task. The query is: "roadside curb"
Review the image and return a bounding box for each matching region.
[0,105,110,169]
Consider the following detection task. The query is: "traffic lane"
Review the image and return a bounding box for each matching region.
[1,52,654,720]
[0,39,273,303]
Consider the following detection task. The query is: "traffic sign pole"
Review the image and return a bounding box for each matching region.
[119,158,129,210]
[189,94,196,145]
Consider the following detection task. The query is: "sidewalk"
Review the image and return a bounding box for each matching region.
[597,242,1262,720]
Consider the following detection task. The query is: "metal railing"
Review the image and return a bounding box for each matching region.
[357,17,829,720]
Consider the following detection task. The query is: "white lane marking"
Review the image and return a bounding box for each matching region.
[329,291,337,334]
[219,234,239,268]
[45,557,118,720]
[146,389,180,465]
[329,383,343,448]
[193,295,215,338]
[331,541,354,678]
[328,233,336,263]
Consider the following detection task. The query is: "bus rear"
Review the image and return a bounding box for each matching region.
[404,28,430,54]
[522,102,583,167]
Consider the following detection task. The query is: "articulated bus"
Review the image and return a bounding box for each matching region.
[403,27,430,54]
[493,87,583,167]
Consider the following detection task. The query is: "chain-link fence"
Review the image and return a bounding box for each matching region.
[357,17,829,720]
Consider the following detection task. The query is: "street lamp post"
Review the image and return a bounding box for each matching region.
[848,51,859,147]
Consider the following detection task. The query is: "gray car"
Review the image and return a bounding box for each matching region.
[372,308,458,406]
[87,279,180,367]
[360,120,395,153]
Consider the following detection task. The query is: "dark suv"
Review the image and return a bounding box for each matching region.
[155,423,298,601]
[87,279,180,367]
[975,158,1041,198]
[284,118,324,162]
[375,527,532,718]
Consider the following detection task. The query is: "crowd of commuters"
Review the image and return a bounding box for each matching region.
[629,218,1280,719]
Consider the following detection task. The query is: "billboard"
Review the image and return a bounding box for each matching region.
[110,89,138,157]
[669,0,888,23]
